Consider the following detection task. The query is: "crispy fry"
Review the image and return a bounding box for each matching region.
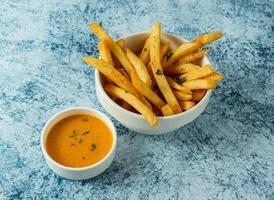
[178,48,210,64]
[164,63,201,75]
[204,72,224,81]
[150,22,182,113]
[179,101,196,111]
[165,76,192,94]
[104,84,158,127]
[117,68,130,80]
[192,89,206,102]
[126,48,152,87]
[98,40,114,66]
[173,90,192,101]
[139,37,150,65]
[90,22,111,40]
[192,32,223,47]
[182,79,217,90]
[160,43,170,59]
[130,70,165,109]
[116,39,125,50]
[83,57,152,109]
[178,64,214,81]
[161,104,175,116]
[162,42,199,69]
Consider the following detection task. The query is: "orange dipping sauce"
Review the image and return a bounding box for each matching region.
[46,114,113,168]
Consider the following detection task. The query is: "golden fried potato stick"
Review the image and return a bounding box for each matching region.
[119,100,136,113]
[98,40,114,66]
[179,101,196,111]
[192,32,223,47]
[164,63,201,75]
[116,39,125,50]
[162,42,199,69]
[83,57,152,109]
[165,76,192,94]
[192,89,206,102]
[173,90,192,101]
[161,104,175,116]
[150,22,182,113]
[126,48,152,87]
[139,37,150,65]
[204,72,224,81]
[182,79,217,90]
[130,70,165,109]
[104,83,158,127]
[178,64,214,81]
[178,48,210,64]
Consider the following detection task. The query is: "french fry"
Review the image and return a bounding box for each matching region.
[150,22,182,113]
[173,90,192,101]
[160,43,170,59]
[126,48,152,87]
[165,76,192,94]
[130,70,165,109]
[116,39,125,50]
[179,101,196,111]
[178,64,214,81]
[192,89,206,102]
[90,22,111,40]
[162,42,199,69]
[178,48,210,64]
[182,79,217,90]
[192,32,223,47]
[161,104,175,116]
[204,72,224,81]
[104,83,158,127]
[164,63,201,75]
[139,37,150,65]
[147,43,170,83]
[83,57,152,109]
[117,68,130,80]
[98,40,114,66]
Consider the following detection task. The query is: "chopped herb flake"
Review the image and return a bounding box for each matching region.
[69,130,77,139]
[82,118,89,121]
[79,139,83,144]
[155,69,163,75]
[70,143,75,147]
[82,131,90,136]
[175,77,186,85]
[91,143,96,151]
[144,48,147,52]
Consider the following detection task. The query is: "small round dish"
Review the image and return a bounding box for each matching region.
[40,107,117,180]
[95,32,212,135]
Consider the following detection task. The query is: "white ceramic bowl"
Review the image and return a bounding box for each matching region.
[95,32,212,135]
[40,107,117,180]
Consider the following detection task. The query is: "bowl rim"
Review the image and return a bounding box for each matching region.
[95,31,212,120]
[40,107,117,171]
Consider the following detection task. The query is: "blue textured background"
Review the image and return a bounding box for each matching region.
[0,0,273,199]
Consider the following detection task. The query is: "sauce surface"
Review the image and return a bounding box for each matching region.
[46,114,113,168]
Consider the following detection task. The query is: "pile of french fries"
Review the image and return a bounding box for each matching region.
[83,22,224,127]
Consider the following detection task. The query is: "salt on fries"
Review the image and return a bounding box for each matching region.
[84,21,224,126]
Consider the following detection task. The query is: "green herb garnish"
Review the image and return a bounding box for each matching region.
[175,77,186,85]
[90,143,96,151]
[155,69,163,75]
[82,131,90,136]
[69,130,77,139]
[144,48,147,52]
[79,139,83,144]
[82,118,89,121]
[165,52,173,61]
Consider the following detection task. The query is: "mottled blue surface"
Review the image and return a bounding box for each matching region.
[0,0,273,199]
